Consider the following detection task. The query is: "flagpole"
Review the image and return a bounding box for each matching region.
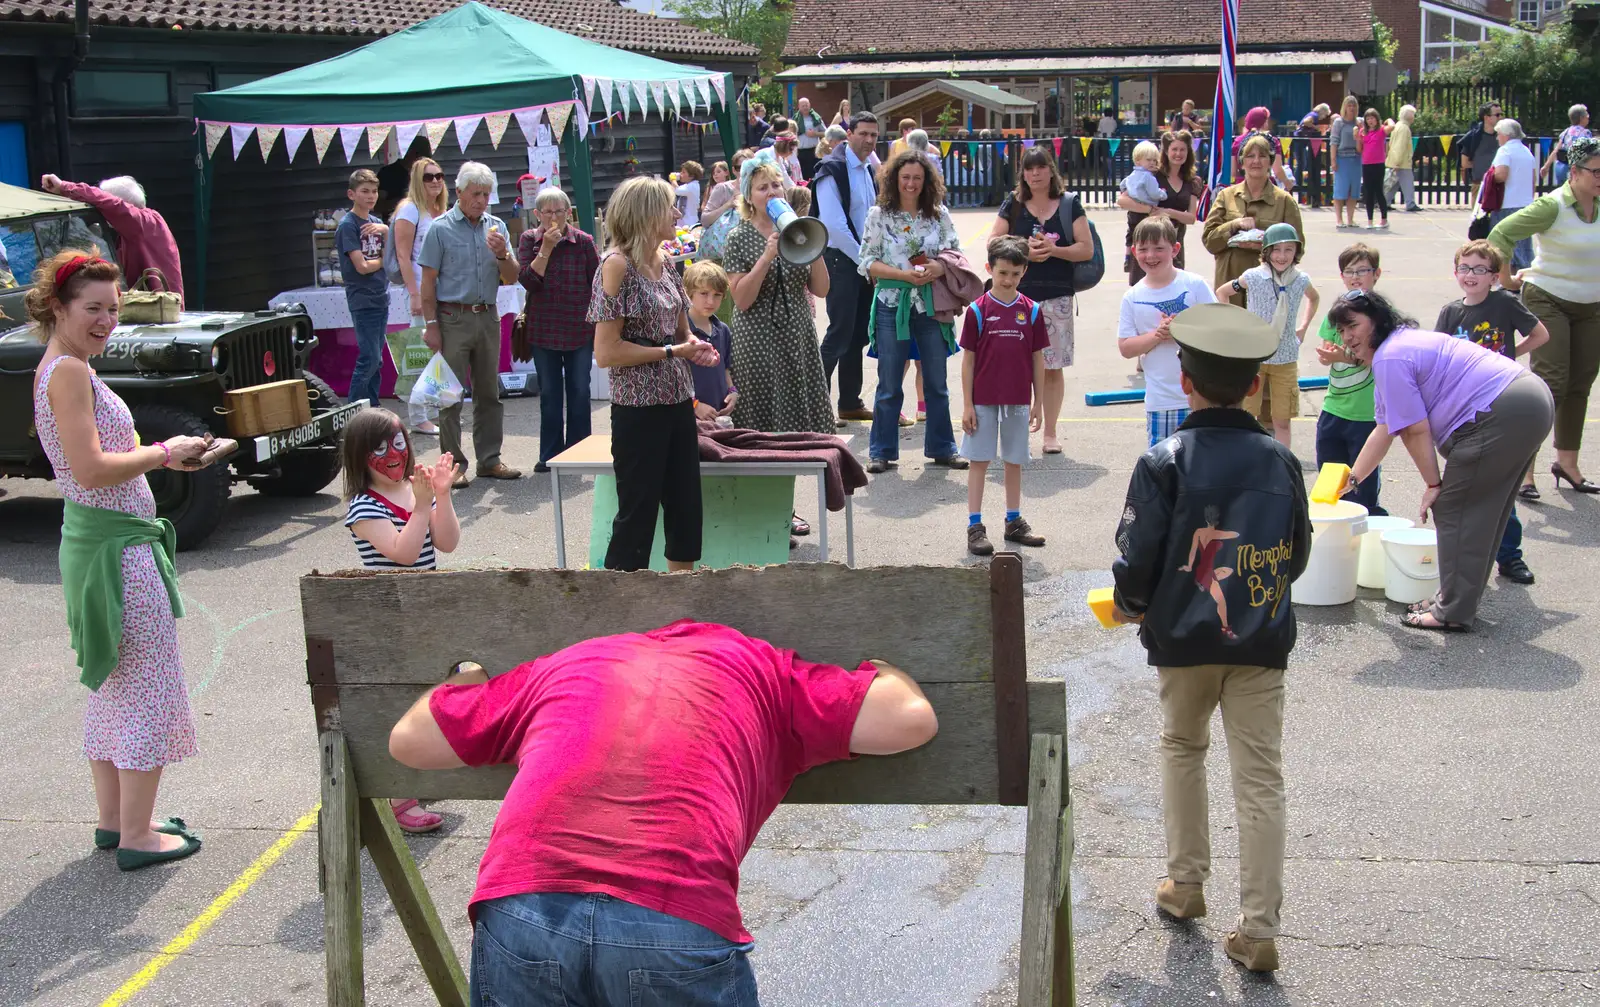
[1201,0,1238,216]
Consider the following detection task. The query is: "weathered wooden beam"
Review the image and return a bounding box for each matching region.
[319,731,365,1007]
[1019,733,1064,1007]
[359,799,469,1007]
[990,554,1029,806]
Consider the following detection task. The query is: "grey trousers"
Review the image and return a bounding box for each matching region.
[437,304,504,471]
[1432,372,1554,624]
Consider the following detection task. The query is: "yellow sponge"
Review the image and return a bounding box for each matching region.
[1310,463,1351,505]
[1087,587,1119,629]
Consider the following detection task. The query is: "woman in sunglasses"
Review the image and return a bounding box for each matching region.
[1330,290,1553,631]
[392,160,451,430]
[1490,135,1600,495]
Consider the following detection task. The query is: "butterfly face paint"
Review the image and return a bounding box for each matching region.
[367,427,411,483]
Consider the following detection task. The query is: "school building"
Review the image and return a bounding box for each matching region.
[778,0,1379,136]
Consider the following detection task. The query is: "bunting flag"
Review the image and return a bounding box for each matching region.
[256,125,281,161]
[1109,138,1122,157]
[367,124,392,158]
[283,126,309,162]
[574,101,589,138]
[484,111,512,149]
[454,115,482,152]
[693,77,711,110]
[1022,138,1036,148]
[1440,135,1452,156]
[665,80,682,114]
[709,75,725,105]
[1079,136,1091,156]
[939,141,952,157]
[1199,0,1239,220]
[650,82,666,117]
[1412,136,1420,153]
[597,78,615,118]
[1280,136,1293,155]
[616,80,632,118]
[311,126,338,162]
[632,80,650,117]
[581,76,598,110]
[1052,137,1063,157]
[513,109,543,145]
[966,142,978,159]
[424,119,452,152]
[1309,138,1324,157]
[229,124,253,159]
[337,125,362,162]
[545,103,572,144]
[204,122,228,157]
[395,122,423,155]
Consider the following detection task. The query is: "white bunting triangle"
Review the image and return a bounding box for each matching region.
[256,125,282,162]
[615,80,630,118]
[631,80,649,117]
[204,122,227,157]
[597,78,614,119]
[367,124,392,158]
[454,115,482,152]
[574,102,589,138]
[662,80,680,115]
[395,122,423,155]
[230,124,253,159]
[283,126,309,162]
[513,109,543,145]
[650,82,666,118]
[709,74,726,106]
[693,77,711,110]
[339,126,364,162]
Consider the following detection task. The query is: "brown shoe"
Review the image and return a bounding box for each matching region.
[477,462,522,480]
[1224,930,1280,972]
[1004,516,1045,547]
[967,523,994,556]
[451,468,470,489]
[1155,878,1206,919]
[838,407,874,421]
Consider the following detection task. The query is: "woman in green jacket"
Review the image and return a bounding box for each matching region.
[28,249,216,870]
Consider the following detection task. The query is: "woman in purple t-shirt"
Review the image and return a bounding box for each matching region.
[1330,291,1553,631]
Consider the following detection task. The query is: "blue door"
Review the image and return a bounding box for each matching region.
[0,122,26,187]
[1236,74,1312,126]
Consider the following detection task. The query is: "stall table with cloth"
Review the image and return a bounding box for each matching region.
[547,433,857,569]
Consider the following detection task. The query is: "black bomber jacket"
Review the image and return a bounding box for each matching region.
[1112,408,1312,669]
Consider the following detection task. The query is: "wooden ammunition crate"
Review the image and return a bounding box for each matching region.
[224,379,312,438]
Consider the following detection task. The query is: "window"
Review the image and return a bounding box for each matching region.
[74,70,171,115]
[1518,0,1540,22]
[1421,7,1496,70]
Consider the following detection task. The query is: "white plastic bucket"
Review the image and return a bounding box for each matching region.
[1357,516,1415,589]
[1381,527,1440,604]
[1294,500,1369,606]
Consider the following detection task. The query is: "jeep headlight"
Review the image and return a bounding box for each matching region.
[211,345,224,371]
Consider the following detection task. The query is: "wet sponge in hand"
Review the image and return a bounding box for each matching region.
[1310,463,1351,505]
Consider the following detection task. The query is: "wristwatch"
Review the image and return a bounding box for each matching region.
[664,344,674,360]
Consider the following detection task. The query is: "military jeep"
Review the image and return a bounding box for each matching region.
[0,182,360,549]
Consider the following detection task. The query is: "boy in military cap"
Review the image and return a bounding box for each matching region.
[1110,302,1312,973]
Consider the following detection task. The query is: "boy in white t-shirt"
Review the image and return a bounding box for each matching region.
[1119,215,1217,445]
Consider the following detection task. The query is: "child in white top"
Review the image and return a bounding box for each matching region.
[1119,216,1217,446]
[674,160,704,228]
[1217,223,1319,449]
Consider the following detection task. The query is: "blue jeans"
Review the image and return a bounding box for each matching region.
[472,893,759,1007]
[1497,505,1522,565]
[348,303,389,408]
[1315,412,1387,516]
[530,345,593,464]
[1554,162,1569,186]
[869,305,956,461]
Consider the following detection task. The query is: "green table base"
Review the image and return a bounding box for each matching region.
[588,473,795,571]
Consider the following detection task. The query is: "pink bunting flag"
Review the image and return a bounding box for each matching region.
[395,122,423,155]
[256,126,281,162]
[545,103,573,144]
[423,120,451,152]
[311,126,337,162]
[455,115,482,152]
[339,126,364,162]
[203,122,228,157]
[229,124,253,159]
[283,126,309,162]
[1309,138,1324,156]
[484,112,511,149]
[367,124,392,158]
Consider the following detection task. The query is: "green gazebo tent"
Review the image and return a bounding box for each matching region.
[190,2,738,306]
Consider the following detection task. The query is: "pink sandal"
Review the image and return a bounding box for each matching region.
[391,799,443,834]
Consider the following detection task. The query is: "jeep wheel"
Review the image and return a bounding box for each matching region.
[254,372,345,498]
[130,403,232,550]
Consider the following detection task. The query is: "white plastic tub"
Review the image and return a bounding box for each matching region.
[1357,516,1415,589]
[1295,500,1369,606]
[1381,527,1440,605]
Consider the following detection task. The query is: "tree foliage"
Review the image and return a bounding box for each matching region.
[1372,19,1399,63]
[1424,21,1599,90]
[670,0,790,66]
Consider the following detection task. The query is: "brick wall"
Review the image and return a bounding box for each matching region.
[1375,0,1423,76]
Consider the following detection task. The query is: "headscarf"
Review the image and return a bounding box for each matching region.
[739,147,782,203]
[1568,136,1600,171]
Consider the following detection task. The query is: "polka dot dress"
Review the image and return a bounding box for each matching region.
[35,357,198,772]
[723,220,836,434]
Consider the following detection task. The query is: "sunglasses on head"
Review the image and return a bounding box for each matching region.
[423,171,445,182]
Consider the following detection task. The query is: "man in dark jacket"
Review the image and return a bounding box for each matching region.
[813,112,880,421]
[1460,101,1503,187]
[1110,302,1310,976]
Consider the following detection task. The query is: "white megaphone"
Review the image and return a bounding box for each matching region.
[766,197,828,266]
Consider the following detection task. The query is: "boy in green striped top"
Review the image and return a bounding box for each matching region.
[1313,243,1388,515]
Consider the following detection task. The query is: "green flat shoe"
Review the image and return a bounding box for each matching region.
[95,817,199,851]
[117,834,202,872]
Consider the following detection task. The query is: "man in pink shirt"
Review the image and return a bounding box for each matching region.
[40,173,185,305]
[389,620,938,1006]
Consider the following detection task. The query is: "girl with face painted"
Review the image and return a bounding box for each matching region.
[339,407,461,832]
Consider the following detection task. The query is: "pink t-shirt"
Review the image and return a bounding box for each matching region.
[429,620,876,942]
[1360,127,1388,164]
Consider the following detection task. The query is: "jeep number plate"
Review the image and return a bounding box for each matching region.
[255,402,365,462]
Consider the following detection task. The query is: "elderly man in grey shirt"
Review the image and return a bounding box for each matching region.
[420,161,522,487]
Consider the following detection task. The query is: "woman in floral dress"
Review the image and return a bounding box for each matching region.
[858,148,967,472]
[29,250,212,870]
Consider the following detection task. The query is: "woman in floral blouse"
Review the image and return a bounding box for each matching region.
[858,148,966,473]
[586,176,721,572]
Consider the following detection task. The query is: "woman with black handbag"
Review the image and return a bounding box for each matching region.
[988,146,1095,454]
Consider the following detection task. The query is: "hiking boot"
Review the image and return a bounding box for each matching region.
[967,523,995,556]
[931,455,969,470]
[1498,558,1535,584]
[1004,516,1045,547]
[1155,879,1206,919]
[1224,930,1280,972]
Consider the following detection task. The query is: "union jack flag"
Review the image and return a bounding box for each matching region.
[1197,0,1238,220]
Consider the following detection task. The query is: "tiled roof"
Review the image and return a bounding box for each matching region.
[2,0,760,58]
[783,0,1375,60]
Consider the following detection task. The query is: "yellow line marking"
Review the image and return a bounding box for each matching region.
[100,804,321,1007]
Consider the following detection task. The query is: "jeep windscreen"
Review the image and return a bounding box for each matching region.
[0,213,119,287]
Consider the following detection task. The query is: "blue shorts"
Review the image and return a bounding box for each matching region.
[1333,154,1362,200]
[963,404,1031,465]
[1147,407,1189,446]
